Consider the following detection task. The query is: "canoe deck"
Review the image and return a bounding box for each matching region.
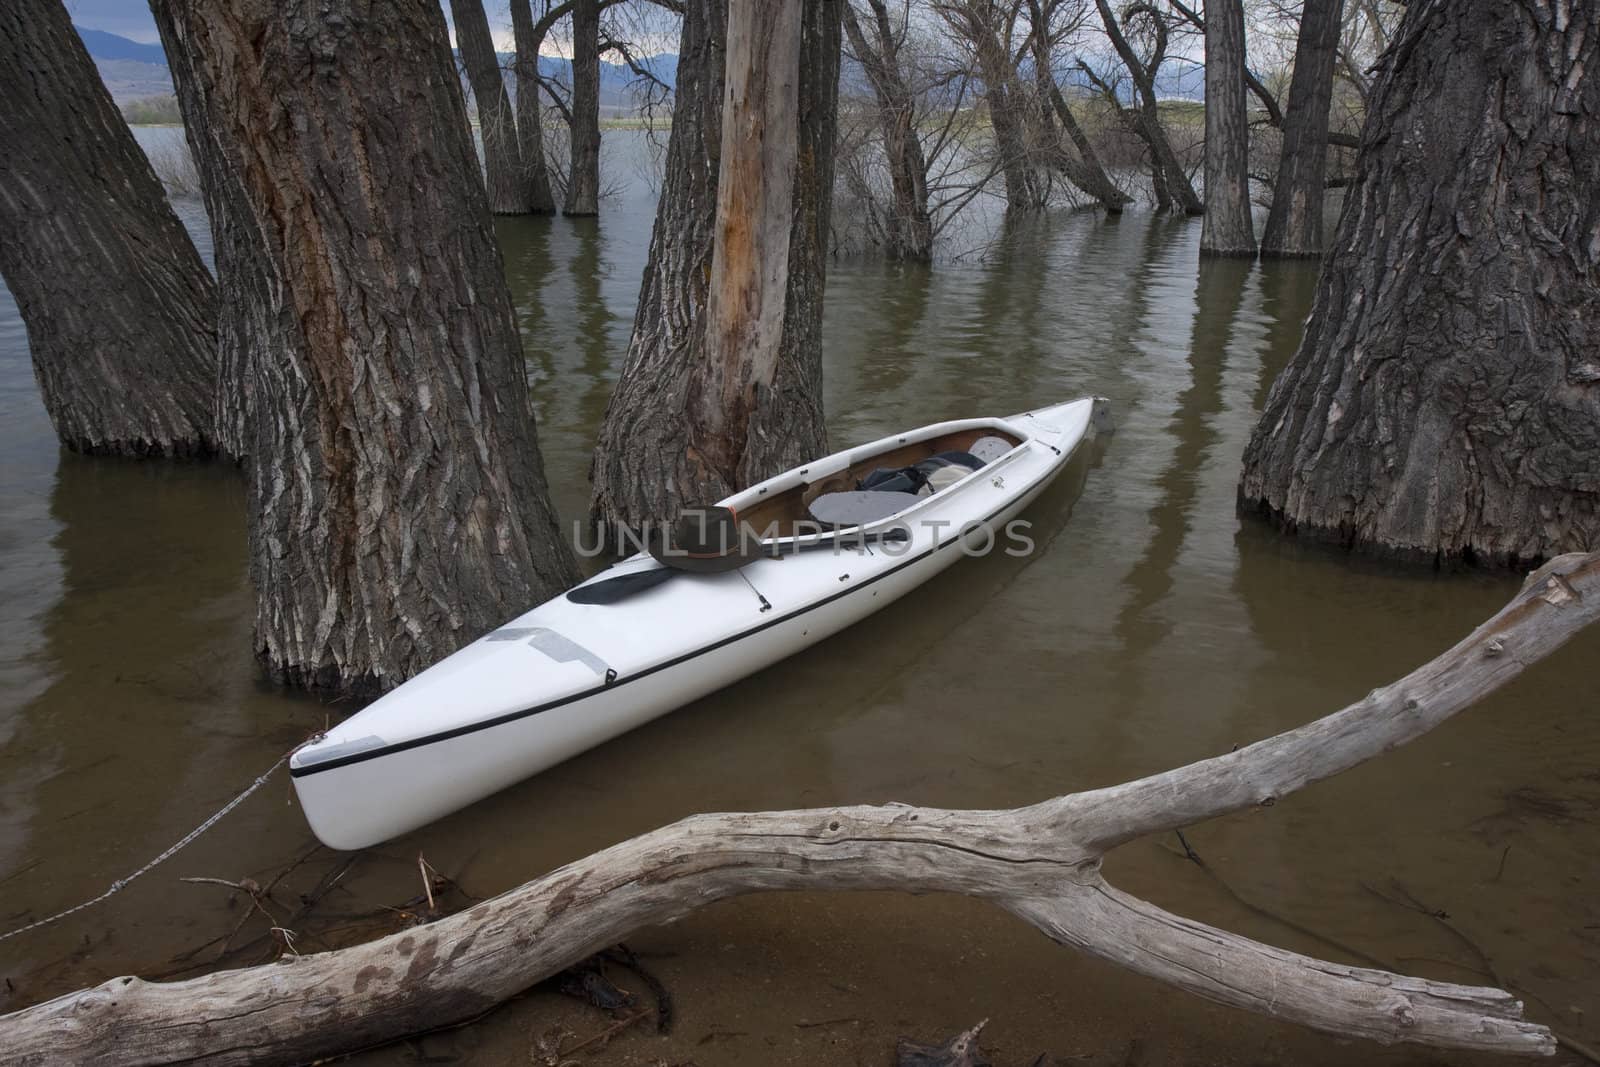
[289,397,1101,848]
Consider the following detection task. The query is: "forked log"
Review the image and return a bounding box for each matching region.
[7,555,1597,1064]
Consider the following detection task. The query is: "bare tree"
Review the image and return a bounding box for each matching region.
[0,0,217,457]
[1089,0,1203,213]
[841,0,935,259]
[1199,0,1255,254]
[453,0,533,213]
[564,0,602,215]
[510,0,562,214]
[1241,0,1600,565]
[1259,0,1344,256]
[934,0,1047,213]
[150,0,578,694]
[590,0,841,534]
[1024,0,1132,213]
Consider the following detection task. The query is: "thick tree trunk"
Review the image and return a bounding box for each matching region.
[0,0,217,457]
[690,0,839,492]
[1199,0,1255,255]
[564,0,602,216]
[1024,0,1129,214]
[150,0,579,695]
[842,0,933,260]
[1239,0,1600,566]
[1259,0,1344,257]
[154,10,260,463]
[510,0,558,214]
[589,0,838,536]
[1093,0,1203,215]
[588,0,725,537]
[453,0,532,214]
[10,549,1597,1064]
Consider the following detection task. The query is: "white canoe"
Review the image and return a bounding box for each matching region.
[290,396,1105,849]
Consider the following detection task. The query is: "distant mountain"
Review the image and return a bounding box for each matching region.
[71,23,680,113]
[74,26,173,103]
[74,26,169,65]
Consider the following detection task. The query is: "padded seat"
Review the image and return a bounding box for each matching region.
[807,490,923,529]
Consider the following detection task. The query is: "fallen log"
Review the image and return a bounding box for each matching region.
[7,554,1597,1065]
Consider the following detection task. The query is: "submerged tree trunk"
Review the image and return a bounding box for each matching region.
[842,0,933,260]
[590,0,839,536]
[1200,0,1255,255]
[1259,0,1343,257]
[152,0,578,695]
[934,0,1041,212]
[1024,0,1129,214]
[453,0,531,214]
[155,7,262,463]
[972,26,1042,212]
[1240,0,1600,566]
[564,0,602,216]
[588,0,725,535]
[510,0,558,214]
[0,0,217,457]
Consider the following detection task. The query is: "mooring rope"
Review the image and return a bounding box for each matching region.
[0,751,292,943]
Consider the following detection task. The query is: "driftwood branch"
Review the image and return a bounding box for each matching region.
[6,554,1597,1064]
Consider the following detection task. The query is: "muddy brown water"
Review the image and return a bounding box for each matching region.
[0,131,1595,1065]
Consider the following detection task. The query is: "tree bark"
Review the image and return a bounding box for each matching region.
[453,0,532,214]
[1259,0,1344,257]
[510,0,558,214]
[564,0,602,216]
[0,0,217,457]
[11,548,1597,1064]
[1024,0,1130,214]
[1199,0,1255,255]
[1093,0,1203,215]
[690,0,839,494]
[1239,0,1600,567]
[589,0,838,537]
[842,0,934,260]
[149,0,579,695]
[153,7,262,464]
[588,0,725,538]
[959,2,1043,212]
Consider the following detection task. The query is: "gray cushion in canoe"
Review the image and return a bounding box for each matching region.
[809,490,923,528]
[969,435,1013,463]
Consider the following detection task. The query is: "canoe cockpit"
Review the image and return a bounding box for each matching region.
[730,422,1026,540]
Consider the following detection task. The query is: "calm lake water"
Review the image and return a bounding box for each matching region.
[0,129,1595,1065]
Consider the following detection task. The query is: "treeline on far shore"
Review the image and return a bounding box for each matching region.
[120,93,181,125]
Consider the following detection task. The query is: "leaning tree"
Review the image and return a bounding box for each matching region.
[454,0,533,214]
[589,0,841,537]
[841,0,935,260]
[0,0,217,457]
[150,0,578,694]
[1259,0,1344,257]
[1239,0,1600,565]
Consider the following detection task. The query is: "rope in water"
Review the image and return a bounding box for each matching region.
[0,751,292,943]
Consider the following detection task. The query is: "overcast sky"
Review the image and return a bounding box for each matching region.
[67,0,544,54]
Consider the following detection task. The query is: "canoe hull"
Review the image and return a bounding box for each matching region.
[291,397,1101,849]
